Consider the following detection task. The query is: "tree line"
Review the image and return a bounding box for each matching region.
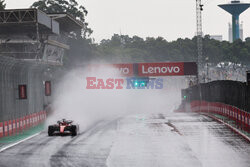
[94,34,250,67]
[0,0,250,68]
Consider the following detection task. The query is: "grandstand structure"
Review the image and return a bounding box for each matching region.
[0,8,83,65]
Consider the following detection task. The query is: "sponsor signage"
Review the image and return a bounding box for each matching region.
[112,64,134,77]
[88,64,134,77]
[138,62,184,76]
[88,62,197,77]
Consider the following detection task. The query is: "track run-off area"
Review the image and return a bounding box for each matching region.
[0,112,249,167]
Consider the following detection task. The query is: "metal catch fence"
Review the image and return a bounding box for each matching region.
[0,56,55,137]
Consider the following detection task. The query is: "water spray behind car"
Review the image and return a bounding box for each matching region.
[46,63,187,132]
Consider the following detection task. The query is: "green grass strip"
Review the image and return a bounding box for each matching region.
[0,123,45,144]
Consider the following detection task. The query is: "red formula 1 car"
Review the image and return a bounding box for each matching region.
[48,119,79,136]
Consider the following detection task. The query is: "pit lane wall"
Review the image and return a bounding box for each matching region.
[0,56,54,138]
[176,101,250,133]
[182,80,249,112]
[0,111,46,137]
[178,80,250,133]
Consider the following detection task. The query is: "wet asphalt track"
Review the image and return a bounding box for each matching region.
[0,112,249,167]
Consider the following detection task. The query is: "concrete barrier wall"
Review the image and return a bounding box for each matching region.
[0,111,46,137]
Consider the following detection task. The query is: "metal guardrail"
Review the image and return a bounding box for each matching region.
[189,101,250,133]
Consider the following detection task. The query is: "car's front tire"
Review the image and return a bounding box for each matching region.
[71,125,77,136]
[48,126,54,136]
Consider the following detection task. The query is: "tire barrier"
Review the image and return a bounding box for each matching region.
[186,101,250,133]
[0,111,46,138]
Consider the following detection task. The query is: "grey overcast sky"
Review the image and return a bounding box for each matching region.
[5,0,250,42]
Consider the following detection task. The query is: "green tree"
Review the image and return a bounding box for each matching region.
[95,34,250,68]
[203,35,227,65]
[0,0,6,10]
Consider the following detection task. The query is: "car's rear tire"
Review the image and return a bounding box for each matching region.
[71,125,77,136]
[48,126,54,136]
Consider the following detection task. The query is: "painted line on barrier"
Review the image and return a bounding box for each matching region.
[202,113,250,142]
[0,132,42,153]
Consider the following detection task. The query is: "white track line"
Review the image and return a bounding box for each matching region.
[0,132,42,153]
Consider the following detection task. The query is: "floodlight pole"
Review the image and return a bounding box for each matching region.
[196,0,203,111]
[196,0,203,83]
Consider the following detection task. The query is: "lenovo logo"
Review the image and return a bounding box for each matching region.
[141,66,181,74]
[138,63,184,76]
